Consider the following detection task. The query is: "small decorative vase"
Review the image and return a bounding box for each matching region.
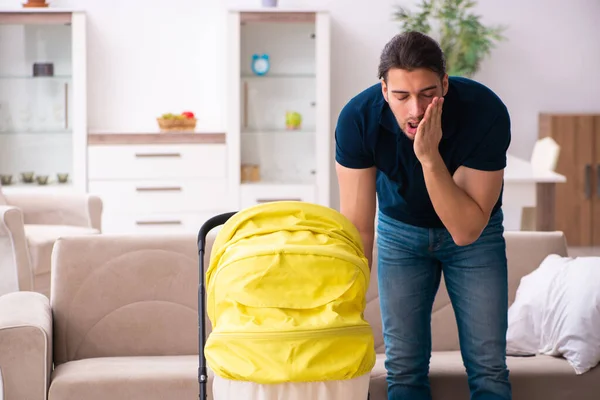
[36,175,49,185]
[0,175,12,185]
[22,0,49,8]
[57,173,69,183]
[262,0,278,7]
[21,172,34,183]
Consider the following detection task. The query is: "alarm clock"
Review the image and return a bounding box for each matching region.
[251,54,270,76]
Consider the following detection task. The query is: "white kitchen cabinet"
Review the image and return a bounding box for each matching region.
[87,133,234,234]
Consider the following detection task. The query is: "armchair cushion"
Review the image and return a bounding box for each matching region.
[51,234,202,365]
[25,224,100,276]
[4,193,103,230]
[49,356,213,400]
[24,224,100,296]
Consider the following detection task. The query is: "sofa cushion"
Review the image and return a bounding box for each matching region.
[51,234,210,366]
[48,356,214,400]
[23,224,99,275]
[368,352,600,400]
[364,232,569,354]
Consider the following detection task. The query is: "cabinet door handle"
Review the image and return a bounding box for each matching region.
[585,164,592,199]
[136,187,182,192]
[256,198,302,204]
[136,220,182,225]
[135,153,181,158]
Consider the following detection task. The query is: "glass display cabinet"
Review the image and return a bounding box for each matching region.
[0,9,86,194]
[227,8,331,208]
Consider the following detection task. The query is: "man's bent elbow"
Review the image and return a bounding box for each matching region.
[452,235,477,247]
[450,208,493,246]
[451,226,484,247]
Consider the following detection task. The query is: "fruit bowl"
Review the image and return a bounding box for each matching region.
[157,111,197,132]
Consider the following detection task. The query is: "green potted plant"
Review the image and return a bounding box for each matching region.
[393,0,506,77]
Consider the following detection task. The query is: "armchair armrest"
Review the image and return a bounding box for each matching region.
[0,206,33,292]
[4,193,103,231]
[0,291,52,400]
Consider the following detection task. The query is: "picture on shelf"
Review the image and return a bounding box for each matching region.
[33,62,54,77]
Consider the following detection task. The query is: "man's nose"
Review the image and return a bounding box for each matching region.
[409,98,426,117]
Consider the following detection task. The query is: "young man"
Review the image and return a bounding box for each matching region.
[335,31,512,400]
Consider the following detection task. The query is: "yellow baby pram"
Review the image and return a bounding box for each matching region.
[197,201,375,400]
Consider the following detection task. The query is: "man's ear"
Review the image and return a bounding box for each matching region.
[381,79,389,102]
[442,74,449,96]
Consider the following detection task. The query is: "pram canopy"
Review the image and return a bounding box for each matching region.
[204,201,376,384]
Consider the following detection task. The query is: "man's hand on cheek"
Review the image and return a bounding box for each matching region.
[414,96,444,168]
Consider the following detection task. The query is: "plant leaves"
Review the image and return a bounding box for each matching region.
[392,0,506,77]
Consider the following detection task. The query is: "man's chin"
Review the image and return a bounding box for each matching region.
[404,131,416,141]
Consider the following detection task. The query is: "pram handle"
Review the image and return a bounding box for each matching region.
[198,211,237,400]
[197,211,237,251]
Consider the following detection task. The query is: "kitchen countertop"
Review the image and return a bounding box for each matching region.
[87,131,226,145]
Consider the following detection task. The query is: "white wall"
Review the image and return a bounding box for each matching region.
[1,0,598,208]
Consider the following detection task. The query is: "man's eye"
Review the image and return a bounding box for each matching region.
[396,96,408,101]
[422,94,434,98]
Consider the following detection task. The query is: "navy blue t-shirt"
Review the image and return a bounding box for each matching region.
[335,76,511,228]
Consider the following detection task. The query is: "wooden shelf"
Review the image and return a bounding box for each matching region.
[0,10,72,25]
[240,11,315,23]
[88,132,226,145]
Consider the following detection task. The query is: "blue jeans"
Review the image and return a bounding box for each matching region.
[376,209,511,400]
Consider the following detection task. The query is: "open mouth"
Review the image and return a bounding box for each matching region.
[408,121,419,129]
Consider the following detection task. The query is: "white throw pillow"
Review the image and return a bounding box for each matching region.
[506,254,600,375]
[506,254,570,356]
[538,256,600,374]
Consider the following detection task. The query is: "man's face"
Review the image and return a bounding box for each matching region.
[381,68,448,140]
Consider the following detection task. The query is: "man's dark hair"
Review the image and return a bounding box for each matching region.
[378,31,446,81]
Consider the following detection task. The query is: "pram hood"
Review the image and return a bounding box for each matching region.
[205,201,376,384]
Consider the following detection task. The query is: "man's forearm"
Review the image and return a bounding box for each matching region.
[421,154,487,246]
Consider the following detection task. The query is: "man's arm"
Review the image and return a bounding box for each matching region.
[333,98,377,267]
[415,97,510,246]
[422,158,503,246]
[335,162,377,268]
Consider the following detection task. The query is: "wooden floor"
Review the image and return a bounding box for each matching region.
[568,247,600,257]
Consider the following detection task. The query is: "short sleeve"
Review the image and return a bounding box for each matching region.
[334,103,374,169]
[461,108,511,171]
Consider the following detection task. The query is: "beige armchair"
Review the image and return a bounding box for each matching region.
[0,233,210,400]
[0,189,102,297]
